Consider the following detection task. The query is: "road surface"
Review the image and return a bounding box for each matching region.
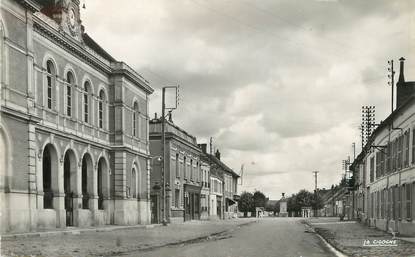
[127,218,335,257]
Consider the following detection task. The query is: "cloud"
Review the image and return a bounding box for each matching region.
[82,0,414,199]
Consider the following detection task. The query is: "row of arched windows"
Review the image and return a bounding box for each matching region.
[45,60,107,130]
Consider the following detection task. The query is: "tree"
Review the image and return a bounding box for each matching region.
[287,190,316,217]
[265,200,280,215]
[295,189,313,207]
[312,191,324,214]
[239,192,254,217]
[287,194,299,216]
[252,191,267,216]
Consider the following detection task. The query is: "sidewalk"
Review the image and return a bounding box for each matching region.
[0,219,255,257]
[305,217,415,257]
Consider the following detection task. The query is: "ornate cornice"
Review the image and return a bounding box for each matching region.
[33,14,112,74]
[111,62,154,94]
[18,0,41,13]
[32,13,154,94]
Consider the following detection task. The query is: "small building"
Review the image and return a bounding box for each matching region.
[198,145,211,220]
[206,150,240,219]
[149,115,202,223]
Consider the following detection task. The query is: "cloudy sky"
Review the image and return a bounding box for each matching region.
[81,0,414,199]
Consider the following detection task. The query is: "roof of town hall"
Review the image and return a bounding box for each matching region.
[29,0,153,93]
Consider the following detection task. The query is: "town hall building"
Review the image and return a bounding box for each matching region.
[0,0,153,233]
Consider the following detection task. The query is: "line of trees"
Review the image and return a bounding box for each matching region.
[287,189,324,217]
[239,189,324,217]
[239,190,267,217]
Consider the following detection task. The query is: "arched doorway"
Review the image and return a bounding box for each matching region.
[131,167,137,198]
[0,126,9,232]
[43,144,58,209]
[0,128,7,191]
[81,153,93,209]
[97,157,108,210]
[63,149,76,226]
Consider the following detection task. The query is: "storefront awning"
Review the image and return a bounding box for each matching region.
[226,198,236,206]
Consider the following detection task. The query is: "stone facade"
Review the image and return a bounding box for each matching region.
[350,58,415,236]
[149,116,202,224]
[205,150,239,220]
[200,158,210,220]
[0,0,153,233]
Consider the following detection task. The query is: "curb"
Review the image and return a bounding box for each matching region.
[0,220,253,240]
[0,224,162,240]
[303,221,348,257]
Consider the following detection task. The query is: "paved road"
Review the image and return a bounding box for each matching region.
[129,218,335,257]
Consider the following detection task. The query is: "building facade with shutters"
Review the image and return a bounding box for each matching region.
[205,150,239,219]
[354,58,415,236]
[149,115,203,224]
[0,0,153,233]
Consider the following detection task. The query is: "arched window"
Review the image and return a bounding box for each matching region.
[46,60,55,109]
[66,72,74,117]
[184,156,187,179]
[190,159,193,181]
[43,146,53,209]
[132,101,139,137]
[131,167,137,198]
[81,154,93,209]
[42,144,58,209]
[83,81,90,123]
[98,90,105,129]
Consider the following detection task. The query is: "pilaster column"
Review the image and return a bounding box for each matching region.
[89,163,98,213]
[73,160,83,226]
[28,124,37,230]
[54,160,65,228]
[36,148,44,210]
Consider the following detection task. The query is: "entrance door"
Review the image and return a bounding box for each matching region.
[151,195,159,224]
[64,154,73,226]
[190,193,194,220]
[217,200,221,218]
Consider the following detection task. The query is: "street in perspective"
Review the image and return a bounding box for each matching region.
[1,0,415,257]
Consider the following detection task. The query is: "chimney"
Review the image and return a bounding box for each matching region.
[396,57,414,108]
[215,149,221,160]
[198,144,207,154]
[398,57,405,84]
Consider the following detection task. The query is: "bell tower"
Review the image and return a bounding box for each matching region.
[40,0,83,42]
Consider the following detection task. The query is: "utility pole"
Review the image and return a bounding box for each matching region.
[361,106,376,147]
[209,137,213,155]
[161,86,179,225]
[313,171,319,191]
[161,87,166,225]
[388,60,395,113]
[352,142,356,161]
[313,171,319,217]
